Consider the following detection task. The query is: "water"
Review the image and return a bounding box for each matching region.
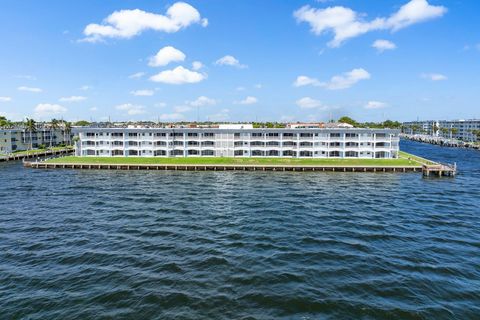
[1,140,479,319]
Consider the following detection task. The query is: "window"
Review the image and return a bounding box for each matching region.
[252,133,263,137]
[266,141,279,146]
[300,133,313,138]
[201,150,214,156]
[203,132,215,137]
[330,133,341,138]
[187,132,198,137]
[128,133,138,137]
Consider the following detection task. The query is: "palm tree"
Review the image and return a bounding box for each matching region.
[49,119,59,148]
[451,128,458,139]
[24,118,37,150]
[64,121,72,146]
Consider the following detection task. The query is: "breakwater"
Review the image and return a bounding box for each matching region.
[401,133,480,150]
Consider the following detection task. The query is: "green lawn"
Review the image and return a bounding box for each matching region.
[10,146,73,156]
[399,151,436,165]
[45,155,424,167]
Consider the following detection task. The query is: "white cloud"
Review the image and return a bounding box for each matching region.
[81,2,208,42]
[18,86,42,93]
[148,46,186,67]
[254,83,263,89]
[90,107,98,111]
[323,68,370,90]
[421,73,447,81]
[150,66,206,84]
[208,108,230,121]
[293,75,321,87]
[215,55,247,68]
[79,85,92,90]
[116,103,146,115]
[155,102,167,108]
[364,101,387,109]
[129,72,146,79]
[236,96,258,105]
[372,39,396,52]
[15,75,36,80]
[294,0,446,47]
[295,69,370,90]
[296,97,323,109]
[159,113,184,120]
[188,96,216,107]
[174,105,192,113]
[59,96,87,102]
[0,96,12,102]
[236,86,246,91]
[34,103,67,117]
[192,61,203,70]
[130,89,154,96]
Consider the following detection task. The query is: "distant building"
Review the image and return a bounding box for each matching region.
[73,127,400,159]
[0,128,70,154]
[403,119,480,141]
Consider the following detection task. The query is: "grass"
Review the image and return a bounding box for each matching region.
[399,151,436,165]
[45,155,424,167]
[9,146,73,156]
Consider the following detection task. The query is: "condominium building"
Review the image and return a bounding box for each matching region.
[74,125,400,159]
[0,128,70,154]
[403,119,480,141]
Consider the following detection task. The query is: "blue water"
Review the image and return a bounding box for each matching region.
[1,140,479,319]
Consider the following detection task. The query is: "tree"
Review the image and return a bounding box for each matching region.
[24,118,37,150]
[49,119,59,148]
[64,121,72,145]
[470,129,480,142]
[74,120,90,126]
[451,128,458,139]
[338,116,359,127]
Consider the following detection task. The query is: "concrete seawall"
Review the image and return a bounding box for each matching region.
[0,149,74,162]
[24,161,422,173]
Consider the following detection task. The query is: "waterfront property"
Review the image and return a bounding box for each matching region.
[73,124,400,159]
[0,128,71,154]
[403,119,480,142]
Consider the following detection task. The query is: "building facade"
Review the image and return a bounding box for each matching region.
[0,128,70,154]
[403,119,480,142]
[74,126,400,159]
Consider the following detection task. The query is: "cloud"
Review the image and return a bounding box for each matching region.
[293,75,321,87]
[421,73,447,81]
[372,39,396,52]
[155,102,167,108]
[364,101,387,109]
[15,75,36,80]
[79,85,92,90]
[254,84,263,89]
[59,96,87,102]
[116,103,146,115]
[148,46,186,67]
[0,96,12,102]
[18,86,42,93]
[236,96,258,105]
[34,103,67,117]
[294,68,370,90]
[323,68,370,89]
[296,97,323,109]
[236,86,245,91]
[208,108,230,121]
[192,61,203,70]
[150,66,206,84]
[159,113,184,120]
[215,55,247,68]
[130,89,154,96]
[81,2,208,42]
[129,72,146,79]
[294,0,446,47]
[188,96,216,107]
[173,105,192,113]
[90,107,98,111]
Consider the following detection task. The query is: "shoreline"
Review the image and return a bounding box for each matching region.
[401,134,480,150]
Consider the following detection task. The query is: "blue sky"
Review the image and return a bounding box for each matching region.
[0,0,479,123]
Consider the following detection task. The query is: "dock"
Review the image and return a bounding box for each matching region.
[23,161,423,173]
[0,148,74,162]
[422,163,457,177]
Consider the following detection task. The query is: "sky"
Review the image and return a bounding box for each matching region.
[0,0,479,123]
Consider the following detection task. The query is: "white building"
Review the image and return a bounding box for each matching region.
[0,128,70,154]
[403,119,480,141]
[74,126,400,159]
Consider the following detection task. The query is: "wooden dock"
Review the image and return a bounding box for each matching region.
[23,161,423,173]
[422,163,457,177]
[0,149,73,162]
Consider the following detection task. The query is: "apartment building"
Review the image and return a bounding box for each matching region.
[74,125,400,159]
[0,128,70,154]
[403,119,480,141]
